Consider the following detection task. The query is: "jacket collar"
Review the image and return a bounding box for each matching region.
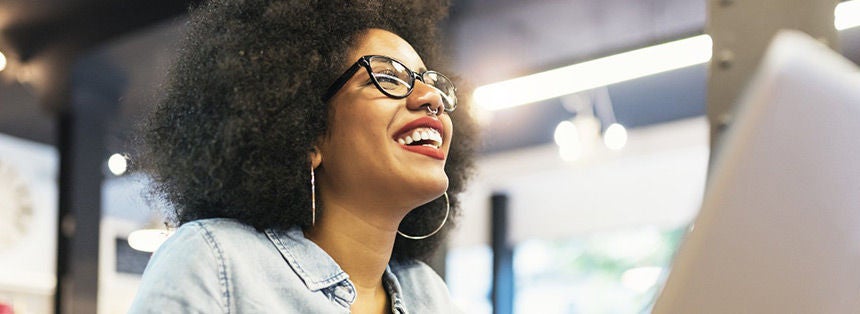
[264,226,351,292]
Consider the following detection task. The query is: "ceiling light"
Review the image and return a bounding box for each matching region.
[108,153,128,176]
[128,229,174,253]
[554,121,582,161]
[836,0,860,30]
[0,51,7,72]
[474,35,713,111]
[553,121,578,147]
[473,2,855,112]
[603,123,628,150]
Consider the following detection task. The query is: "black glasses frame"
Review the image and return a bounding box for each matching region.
[322,55,457,112]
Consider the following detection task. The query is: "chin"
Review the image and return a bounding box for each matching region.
[425,168,449,189]
[405,174,449,205]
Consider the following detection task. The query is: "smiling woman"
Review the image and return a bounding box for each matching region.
[128,1,477,313]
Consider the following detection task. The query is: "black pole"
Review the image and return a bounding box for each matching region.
[54,92,107,314]
[53,52,124,314]
[55,109,72,314]
[491,193,513,314]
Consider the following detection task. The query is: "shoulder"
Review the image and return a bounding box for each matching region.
[186,218,265,242]
[143,218,261,274]
[180,217,261,239]
[150,218,265,262]
[390,260,461,313]
[129,218,273,313]
[129,219,241,313]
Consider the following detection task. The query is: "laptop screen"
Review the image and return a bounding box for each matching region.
[652,30,860,313]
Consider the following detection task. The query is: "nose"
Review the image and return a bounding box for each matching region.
[406,80,445,116]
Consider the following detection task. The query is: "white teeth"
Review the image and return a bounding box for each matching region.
[396,127,442,148]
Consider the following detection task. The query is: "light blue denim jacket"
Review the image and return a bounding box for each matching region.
[128,218,460,313]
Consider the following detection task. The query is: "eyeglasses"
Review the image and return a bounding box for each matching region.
[322,55,457,112]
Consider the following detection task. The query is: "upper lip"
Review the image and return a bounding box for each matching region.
[393,117,444,144]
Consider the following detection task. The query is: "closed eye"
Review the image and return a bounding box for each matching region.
[374,74,410,87]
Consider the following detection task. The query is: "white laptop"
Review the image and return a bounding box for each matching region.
[652,30,860,313]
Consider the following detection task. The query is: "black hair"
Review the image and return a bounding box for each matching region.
[137,0,477,261]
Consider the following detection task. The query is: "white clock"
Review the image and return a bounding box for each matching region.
[0,159,33,250]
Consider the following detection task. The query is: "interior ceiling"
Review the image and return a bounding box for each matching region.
[449,0,705,85]
[0,0,197,146]
[0,0,856,154]
[450,0,708,153]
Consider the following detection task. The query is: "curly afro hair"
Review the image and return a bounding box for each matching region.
[137,0,477,262]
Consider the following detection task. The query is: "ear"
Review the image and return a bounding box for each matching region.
[309,146,322,169]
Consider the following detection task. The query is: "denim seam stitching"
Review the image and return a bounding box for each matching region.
[195,221,232,314]
[266,229,347,289]
[266,230,311,284]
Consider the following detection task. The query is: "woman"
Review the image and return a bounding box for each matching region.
[129,0,476,313]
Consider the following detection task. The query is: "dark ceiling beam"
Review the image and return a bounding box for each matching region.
[0,0,202,112]
[1,0,201,61]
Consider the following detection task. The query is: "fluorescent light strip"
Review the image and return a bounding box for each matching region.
[475,1,860,111]
[474,35,713,111]
[836,0,860,31]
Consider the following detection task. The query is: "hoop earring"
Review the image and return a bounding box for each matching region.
[397,192,449,240]
[310,165,316,226]
[426,105,439,116]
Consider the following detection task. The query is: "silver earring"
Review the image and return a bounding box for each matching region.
[310,164,316,226]
[397,192,450,240]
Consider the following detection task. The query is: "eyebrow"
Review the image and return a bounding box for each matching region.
[383,54,427,73]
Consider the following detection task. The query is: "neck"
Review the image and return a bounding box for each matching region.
[304,198,404,304]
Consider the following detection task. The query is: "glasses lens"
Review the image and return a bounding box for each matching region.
[368,57,412,97]
[424,71,457,111]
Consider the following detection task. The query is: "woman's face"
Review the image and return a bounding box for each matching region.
[317,29,453,211]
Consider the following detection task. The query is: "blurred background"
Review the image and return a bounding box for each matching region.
[0,0,857,313]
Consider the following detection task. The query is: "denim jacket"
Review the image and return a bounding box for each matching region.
[128,218,460,313]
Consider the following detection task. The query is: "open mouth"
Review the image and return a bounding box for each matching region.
[393,117,446,160]
[396,127,442,149]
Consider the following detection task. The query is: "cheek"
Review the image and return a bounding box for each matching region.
[328,107,394,153]
[444,119,455,148]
